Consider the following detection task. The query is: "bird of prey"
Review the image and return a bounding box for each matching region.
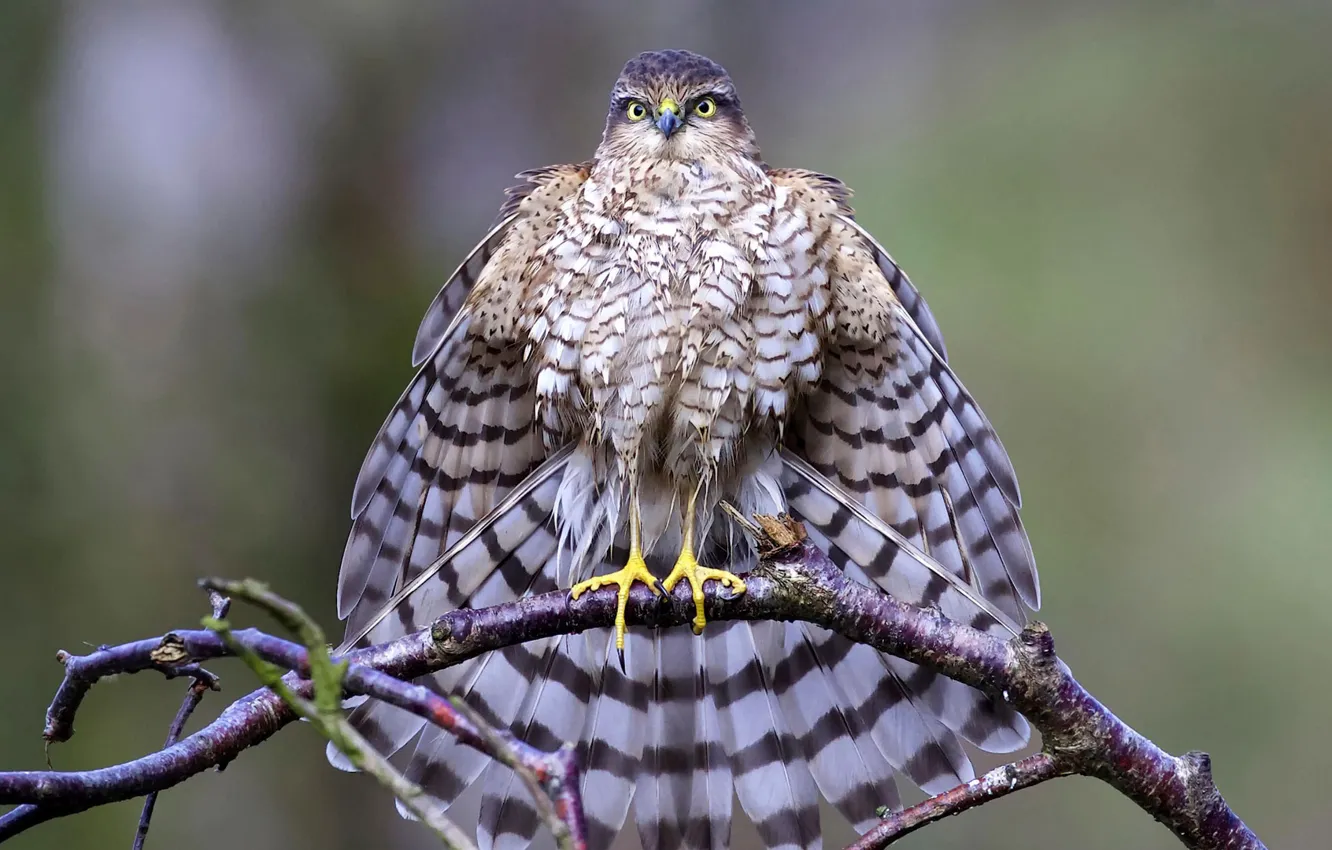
[334,49,1039,850]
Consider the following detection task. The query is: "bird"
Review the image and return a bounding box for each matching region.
[333,49,1040,850]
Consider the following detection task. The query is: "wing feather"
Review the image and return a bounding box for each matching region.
[412,163,590,367]
[782,451,1018,635]
[332,165,593,829]
[339,162,588,647]
[766,167,949,359]
[339,157,1041,848]
[776,162,1039,625]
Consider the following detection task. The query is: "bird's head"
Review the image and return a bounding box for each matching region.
[599,50,759,162]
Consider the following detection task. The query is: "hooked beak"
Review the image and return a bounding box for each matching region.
[655,99,682,138]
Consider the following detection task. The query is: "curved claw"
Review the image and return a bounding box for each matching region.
[662,551,746,635]
[570,551,659,650]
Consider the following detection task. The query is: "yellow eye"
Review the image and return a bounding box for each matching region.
[626,101,648,121]
[694,97,717,118]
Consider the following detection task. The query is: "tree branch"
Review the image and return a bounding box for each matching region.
[0,522,1264,850]
[201,579,479,850]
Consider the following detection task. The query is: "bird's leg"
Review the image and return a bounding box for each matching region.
[569,477,660,651]
[662,483,746,634]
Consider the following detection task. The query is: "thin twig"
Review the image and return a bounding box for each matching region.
[0,805,58,840]
[851,754,1065,849]
[130,592,229,850]
[129,680,210,850]
[446,697,585,850]
[230,635,474,850]
[200,578,587,850]
[44,646,220,747]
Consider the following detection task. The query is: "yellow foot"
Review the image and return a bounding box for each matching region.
[661,550,746,635]
[570,552,660,650]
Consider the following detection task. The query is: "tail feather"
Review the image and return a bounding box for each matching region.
[399,655,496,811]
[402,606,563,824]
[694,656,734,849]
[477,629,583,850]
[800,519,1029,755]
[706,620,821,850]
[772,624,899,833]
[636,628,731,850]
[579,629,654,850]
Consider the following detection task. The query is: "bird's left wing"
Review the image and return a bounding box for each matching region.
[764,167,950,361]
[767,169,1036,796]
[769,167,1038,623]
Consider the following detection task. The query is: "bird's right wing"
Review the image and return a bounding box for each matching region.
[338,162,590,648]
[337,162,663,850]
[411,163,592,367]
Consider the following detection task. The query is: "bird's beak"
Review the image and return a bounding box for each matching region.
[655,99,682,138]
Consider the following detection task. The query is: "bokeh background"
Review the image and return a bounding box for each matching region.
[2,2,1329,849]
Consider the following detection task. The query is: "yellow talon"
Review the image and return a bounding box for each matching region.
[662,546,746,635]
[570,548,659,650]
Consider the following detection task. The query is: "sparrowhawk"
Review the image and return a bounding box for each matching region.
[334,49,1039,850]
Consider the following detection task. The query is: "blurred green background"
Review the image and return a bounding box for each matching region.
[1,2,1328,849]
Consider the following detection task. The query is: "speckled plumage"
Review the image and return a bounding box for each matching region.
[335,50,1039,850]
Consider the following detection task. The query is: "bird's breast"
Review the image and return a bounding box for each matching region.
[531,173,831,476]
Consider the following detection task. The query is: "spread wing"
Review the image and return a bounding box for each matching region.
[337,162,589,645]
[760,167,1037,818]
[333,161,655,850]
[770,167,1039,619]
[764,167,951,362]
[410,163,593,367]
[333,160,585,796]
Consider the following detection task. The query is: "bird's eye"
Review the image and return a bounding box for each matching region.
[693,97,717,118]
[626,101,648,121]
